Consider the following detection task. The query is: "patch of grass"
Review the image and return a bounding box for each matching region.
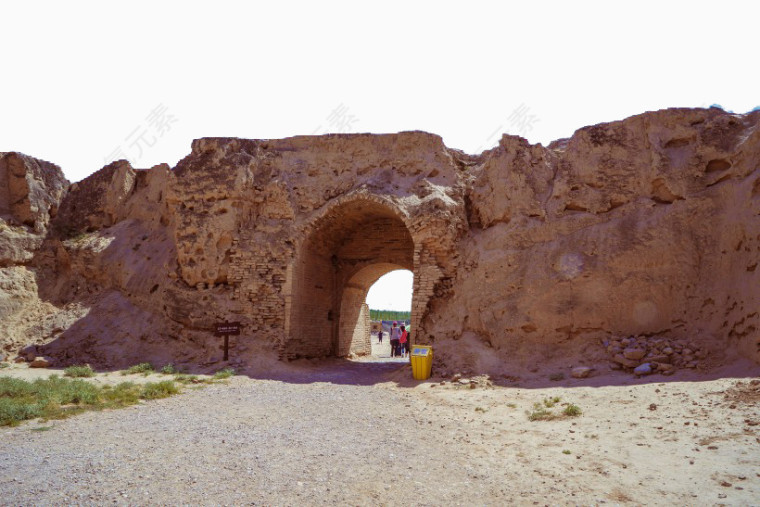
[0,375,100,426]
[0,363,9,369]
[528,403,556,421]
[30,426,53,432]
[63,365,95,378]
[160,364,179,375]
[506,403,517,409]
[562,449,571,455]
[100,382,142,405]
[549,372,565,381]
[140,381,179,400]
[475,406,486,413]
[527,398,582,422]
[0,375,184,427]
[213,367,235,380]
[122,363,154,375]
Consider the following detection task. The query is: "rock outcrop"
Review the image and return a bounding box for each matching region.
[1,107,758,371]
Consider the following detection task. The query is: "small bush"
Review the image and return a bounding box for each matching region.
[527,398,582,422]
[101,382,141,406]
[160,364,178,375]
[475,407,486,413]
[123,363,154,375]
[64,365,95,378]
[213,368,235,380]
[549,372,565,381]
[0,398,43,426]
[506,403,517,408]
[140,381,179,400]
[528,404,555,421]
[562,449,571,455]
[0,363,9,369]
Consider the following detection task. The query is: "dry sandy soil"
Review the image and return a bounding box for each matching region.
[1,337,759,506]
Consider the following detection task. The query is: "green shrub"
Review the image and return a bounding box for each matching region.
[527,398,582,422]
[101,382,142,406]
[64,365,95,378]
[0,377,36,398]
[123,363,154,375]
[160,364,178,375]
[213,368,235,380]
[0,398,44,426]
[527,403,555,421]
[140,381,179,400]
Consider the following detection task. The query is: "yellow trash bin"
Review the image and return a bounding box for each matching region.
[410,345,433,380]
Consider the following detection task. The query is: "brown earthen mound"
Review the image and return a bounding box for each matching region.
[1,107,759,375]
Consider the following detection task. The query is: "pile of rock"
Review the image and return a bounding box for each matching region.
[603,336,708,376]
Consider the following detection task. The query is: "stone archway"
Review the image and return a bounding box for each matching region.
[282,196,415,359]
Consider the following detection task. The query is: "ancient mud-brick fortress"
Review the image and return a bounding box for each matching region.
[1,108,759,367]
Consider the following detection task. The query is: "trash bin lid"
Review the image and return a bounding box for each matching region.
[411,347,431,356]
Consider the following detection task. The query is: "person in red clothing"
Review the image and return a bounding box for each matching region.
[399,325,408,358]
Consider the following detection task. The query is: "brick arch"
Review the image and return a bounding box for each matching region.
[282,196,416,359]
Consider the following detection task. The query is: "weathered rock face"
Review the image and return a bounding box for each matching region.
[1,107,759,369]
[0,153,69,355]
[432,108,760,369]
[0,152,68,265]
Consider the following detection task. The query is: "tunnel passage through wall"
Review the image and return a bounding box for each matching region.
[283,197,415,359]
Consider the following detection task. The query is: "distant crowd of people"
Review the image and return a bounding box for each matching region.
[377,321,409,358]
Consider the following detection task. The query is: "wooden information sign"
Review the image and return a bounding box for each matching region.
[214,321,241,360]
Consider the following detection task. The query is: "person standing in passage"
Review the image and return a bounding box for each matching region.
[377,329,383,344]
[390,321,401,358]
[399,325,408,358]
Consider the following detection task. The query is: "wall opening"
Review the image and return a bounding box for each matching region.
[366,270,413,358]
[284,198,414,359]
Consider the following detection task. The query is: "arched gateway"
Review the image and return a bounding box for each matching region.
[282,196,418,359]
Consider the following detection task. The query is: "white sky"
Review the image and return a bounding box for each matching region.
[366,270,413,311]
[2,1,755,310]
[1,1,756,184]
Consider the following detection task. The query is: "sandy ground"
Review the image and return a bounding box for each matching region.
[1,336,759,505]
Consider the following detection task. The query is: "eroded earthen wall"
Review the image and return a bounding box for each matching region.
[3,107,759,368]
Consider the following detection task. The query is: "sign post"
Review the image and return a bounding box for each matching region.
[214,321,241,361]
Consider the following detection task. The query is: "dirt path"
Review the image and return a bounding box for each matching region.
[1,359,759,505]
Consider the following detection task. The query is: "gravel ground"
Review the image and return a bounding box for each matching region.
[1,361,498,506]
[2,344,759,505]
